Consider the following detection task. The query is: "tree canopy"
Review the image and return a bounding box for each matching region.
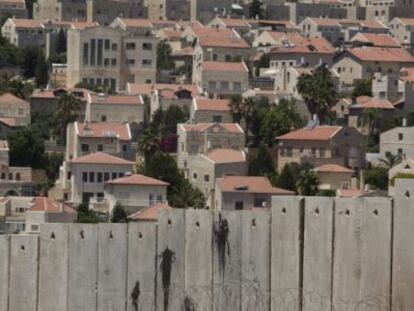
[352,79,372,97]
[297,65,337,122]
[8,127,45,168]
[157,40,175,70]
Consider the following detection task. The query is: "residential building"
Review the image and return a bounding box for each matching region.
[190,98,232,123]
[0,196,35,234]
[215,176,293,210]
[276,124,365,171]
[25,197,76,233]
[314,164,354,191]
[86,93,144,139]
[333,47,414,86]
[68,152,134,204]
[389,18,414,51]
[66,121,133,161]
[380,125,414,159]
[0,93,30,127]
[1,18,45,49]
[189,0,232,23]
[177,122,245,174]
[127,202,171,222]
[103,174,168,214]
[33,0,87,21]
[192,28,250,81]
[0,0,27,20]
[85,0,147,25]
[349,32,401,48]
[127,83,202,118]
[268,36,336,72]
[194,61,249,98]
[146,0,190,21]
[188,148,247,208]
[66,25,157,90]
[388,158,414,195]
[252,31,303,48]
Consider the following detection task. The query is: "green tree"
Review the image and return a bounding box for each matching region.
[0,35,21,69]
[20,46,39,78]
[157,40,174,70]
[363,167,388,190]
[160,105,188,136]
[8,128,45,168]
[352,79,372,97]
[248,144,275,176]
[255,53,270,77]
[240,97,256,145]
[229,94,243,123]
[111,202,128,223]
[35,50,48,87]
[249,0,264,19]
[260,99,305,146]
[296,169,319,196]
[361,108,381,136]
[138,129,160,164]
[274,163,296,191]
[56,28,67,55]
[53,93,82,144]
[297,65,337,122]
[379,152,401,169]
[76,203,100,223]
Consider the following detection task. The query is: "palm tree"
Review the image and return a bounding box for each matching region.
[296,169,319,196]
[379,152,402,169]
[138,129,160,164]
[361,108,381,136]
[229,95,243,123]
[53,93,81,144]
[241,97,256,146]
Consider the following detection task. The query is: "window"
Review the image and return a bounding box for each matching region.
[67,172,71,180]
[142,59,152,67]
[111,58,117,66]
[208,81,217,89]
[233,82,241,91]
[81,144,89,152]
[225,55,231,61]
[90,39,96,65]
[143,42,152,50]
[212,115,222,123]
[235,201,243,210]
[31,225,39,232]
[122,145,127,152]
[111,43,117,51]
[254,198,266,207]
[83,43,88,65]
[101,115,107,122]
[204,174,210,182]
[97,39,103,66]
[311,147,316,155]
[126,59,136,65]
[320,148,326,158]
[212,54,218,61]
[104,58,110,67]
[398,133,403,140]
[97,172,103,183]
[111,172,117,179]
[104,39,110,50]
[104,172,110,181]
[220,81,229,90]
[2,173,6,179]
[82,172,88,182]
[110,79,116,90]
[193,172,198,180]
[149,194,154,205]
[157,195,163,202]
[88,172,94,183]
[398,148,403,156]
[286,147,292,157]
[126,42,136,50]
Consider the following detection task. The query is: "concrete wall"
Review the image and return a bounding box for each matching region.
[1,185,414,310]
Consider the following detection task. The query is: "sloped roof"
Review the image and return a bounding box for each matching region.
[347,96,395,110]
[0,93,29,106]
[276,126,342,141]
[216,176,294,194]
[350,33,400,48]
[76,122,131,140]
[194,98,230,111]
[29,197,76,213]
[70,152,134,165]
[346,47,414,63]
[314,164,354,173]
[89,94,142,105]
[181,123,243,133]
[204,149,246,163]
[200,61,248,73]
[127,203,171,221]
[106,174,169,186]
[270,36,335,54]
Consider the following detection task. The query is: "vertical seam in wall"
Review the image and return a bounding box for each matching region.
[154,222,158,311]
[66,225,70,311]
[299,197,304,311]
[6,235,10,311]
[125,224,129,311]
[95,226,99,311]
[330,198,336,311]
[389,197,394,311]
[35,235,40,311]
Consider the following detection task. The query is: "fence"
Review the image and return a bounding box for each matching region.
[0,179,414,311]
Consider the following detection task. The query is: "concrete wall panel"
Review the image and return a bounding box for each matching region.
[0,235,9,311]
[9,235,39,311]
[212,211,242,311]
[241,210,271,311]
[68,224,98,311]
[127,222,157,311]
[271,196,302,311]
[185,209,213,310]
[332,198,363,311]
[156,209,186,311]
[97,224,128,311]
[392,179,414,311]
[38,224,69,311]
[302,197,333,311]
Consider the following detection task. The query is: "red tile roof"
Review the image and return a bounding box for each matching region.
[201,61,248,73]
[215,17,254,28]
[400,67,414,82]
[29,197,76,213]
[181,123,243,133]
[194,98,230,111]
[204,148,246,163]
[70,152,134,165]
[350,33,400,48]
[106,174,169,186]
[314,164,354,173]
[348,96,395,110]
[0,93,29,106]
[216,176,294,194]
[395,18,414,27]
[172,46,194,57]
[127,83,201,96]
[307,18,342,27]
[0,118,17,127]
[10,18,43,29]
[347,47,414,63]
[127,203,171,221]
[270,36,335,54]
[277,126,342,141]
[197,28,249,49]
[76,122,131,140]
[89,94,142,105]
